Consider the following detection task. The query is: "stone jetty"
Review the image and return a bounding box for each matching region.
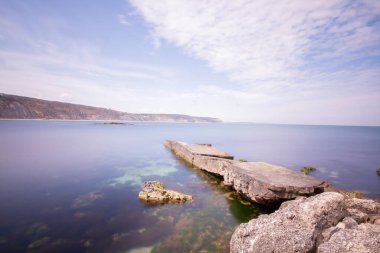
[164,140,325,204]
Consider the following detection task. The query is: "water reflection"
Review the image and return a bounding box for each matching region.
[2,121,377,252]
[0,157,261,252]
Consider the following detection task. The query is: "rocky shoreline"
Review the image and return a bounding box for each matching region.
[164,140,380,253]
[231,192,380,253]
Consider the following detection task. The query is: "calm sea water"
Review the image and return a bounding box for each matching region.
[0,120,379,252]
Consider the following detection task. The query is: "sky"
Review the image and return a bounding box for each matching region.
[0,0,380,125]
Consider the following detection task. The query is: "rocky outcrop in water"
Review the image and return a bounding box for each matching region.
[138,181,193,204]
[230,192,380,253]
[164,140,325,204]
[164,140,380,252]
[0,93,221,122]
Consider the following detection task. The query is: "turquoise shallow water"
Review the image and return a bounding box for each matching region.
[0,120,379,252]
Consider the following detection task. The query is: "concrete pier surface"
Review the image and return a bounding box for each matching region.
[164,140,325,204]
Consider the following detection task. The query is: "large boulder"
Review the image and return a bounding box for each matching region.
[230,192,345,253]
[230,192,380,253]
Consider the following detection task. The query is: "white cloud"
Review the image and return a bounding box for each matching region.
[129,0,380,88]
[117,14,130,26]
[126,0,380,125]
[1,1,379,125]
[0,9,178,113]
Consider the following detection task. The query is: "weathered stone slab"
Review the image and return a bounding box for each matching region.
[165,140,235,176]
[165,140,325,204]
[225,162,325,203]
[185,143,234,159]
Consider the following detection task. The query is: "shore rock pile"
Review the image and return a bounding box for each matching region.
[138,181,192,204]
[230,192,380,253]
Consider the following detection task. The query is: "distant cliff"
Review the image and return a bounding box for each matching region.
[0,93,221,122]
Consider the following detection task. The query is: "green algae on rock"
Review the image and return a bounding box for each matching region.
[300,166,317,174]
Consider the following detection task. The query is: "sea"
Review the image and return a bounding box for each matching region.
[0,120,379,252]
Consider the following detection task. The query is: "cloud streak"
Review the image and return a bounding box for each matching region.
[130,0,380,88]
[117,14,130,27]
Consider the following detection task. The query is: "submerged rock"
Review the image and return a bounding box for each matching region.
[377,168,380,175]
[72,191,103,208]
[138,181,192,204]
[28,237,51,249]
[230,192,380,253]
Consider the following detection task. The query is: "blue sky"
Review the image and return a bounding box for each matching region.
[0,0,380,125]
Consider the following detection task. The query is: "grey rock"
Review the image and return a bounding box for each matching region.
[165,140,325,204]
[345,198,380,224]
[318,223,380,253]
[339,217,359,229]
[322,217,358,242]
[345,198,380,214]
[230,192,345,253]
[322,226,341,242]
[231,192,380,253]
[347,208,369,223]
[184,142,234,159]
[369,214,380,225]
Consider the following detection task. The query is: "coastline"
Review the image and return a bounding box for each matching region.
[0,118,221,124]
